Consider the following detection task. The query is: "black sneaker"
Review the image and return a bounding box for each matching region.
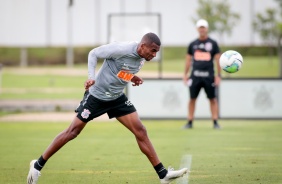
[213,123,221,129]
[183,123,193,129]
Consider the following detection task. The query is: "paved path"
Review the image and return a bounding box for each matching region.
[0,99,111,122]
[0,99,79,112]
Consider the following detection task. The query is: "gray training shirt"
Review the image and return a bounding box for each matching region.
[88,41,145,101]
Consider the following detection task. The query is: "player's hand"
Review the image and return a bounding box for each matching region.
[131,75,143,86]
[183,76,189,86]
[215,76,221,86]
[84,79,95,90]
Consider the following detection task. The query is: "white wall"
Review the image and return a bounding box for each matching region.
[0,0,278,46]
[127,79,282,119]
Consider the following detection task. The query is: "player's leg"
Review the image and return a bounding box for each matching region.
[42,116,87,160]
[209,97,219,123]
[27,91,97,184]
[188,98,197,121]
[203,77,220,129]
[183,77,201,129]
[117,112,160,166]
[107,95,160,167]
[27,117,87,184]
[107,95,188,183]
[116,112,188,183]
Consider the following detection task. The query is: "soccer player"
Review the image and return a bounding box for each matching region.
[183,19,221,129]
[27,33,188,184]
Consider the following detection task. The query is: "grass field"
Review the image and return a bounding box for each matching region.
[0,49,280,184]
[0,56,279,100]
[0,120,282,184]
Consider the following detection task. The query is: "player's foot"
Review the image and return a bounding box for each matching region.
[27,160,41,184]
[213,123,221,129]
[183,123,193,129]
[160,167,188,184]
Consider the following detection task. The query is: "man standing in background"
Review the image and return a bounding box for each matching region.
[183,19,221,129]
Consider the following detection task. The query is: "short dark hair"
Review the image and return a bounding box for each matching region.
[141,32,161,46]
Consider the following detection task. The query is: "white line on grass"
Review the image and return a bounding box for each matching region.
[176,154,192,184]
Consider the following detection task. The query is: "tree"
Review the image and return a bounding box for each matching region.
[193,0,240,43]
[253,0,282,77]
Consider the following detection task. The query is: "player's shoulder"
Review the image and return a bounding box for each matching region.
[189,38,199,45]
[207,37,219,45]
[109,41,138,54]
[110,41,138,49]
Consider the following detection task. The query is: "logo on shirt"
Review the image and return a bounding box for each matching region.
[138,60,145,70]
[117,70,134,82]
[81,109,91,119]
[199,43,205,49]
[105,91,121,98]
[105,92,112,97]
[122,63,130,70]
[194,70,209,77]
[205,42,213,52]
[194,50,211,61]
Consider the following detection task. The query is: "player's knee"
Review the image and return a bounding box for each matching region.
[65,129,81,140]
[209,98,217,104]
[69,131,79,140]
[135,124,148,140]
[190,98,196,104]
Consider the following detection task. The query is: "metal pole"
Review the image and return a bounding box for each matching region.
[95,0,101,45]
[0,64,2,94]
[120,0,125,41]
[145,0,151,13]
[66,0,74,67]
[20,47,28,67]
[158,14,162,79]
[46,0,51,46]
[250,0,254,45]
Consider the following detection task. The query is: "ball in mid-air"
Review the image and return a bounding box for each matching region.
[219,50,243,73]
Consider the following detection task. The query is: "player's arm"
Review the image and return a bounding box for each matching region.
[214,53,221,86]
[86,43,123,90]
[183,54,192,85]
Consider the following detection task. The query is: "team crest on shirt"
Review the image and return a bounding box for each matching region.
[205,42,213,52]
[81,109,91,119]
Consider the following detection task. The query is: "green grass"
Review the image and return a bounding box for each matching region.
[0,56,279,99]
[0,71,85,99]
[0,120,281,183]
[0,73,85,99]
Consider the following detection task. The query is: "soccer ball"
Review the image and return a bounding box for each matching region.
[219,50,243,73]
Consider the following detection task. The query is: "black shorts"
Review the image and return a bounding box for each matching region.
[188,76,216,99]
[75,91,136,123]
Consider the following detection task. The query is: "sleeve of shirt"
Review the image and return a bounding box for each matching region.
[187,43,193,55]
[213,41,220,54]
[88,43,123,80]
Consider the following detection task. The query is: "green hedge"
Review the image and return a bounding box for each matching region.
[163,46,277,60]
[0,45,278,66]
[220,46,277,57]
